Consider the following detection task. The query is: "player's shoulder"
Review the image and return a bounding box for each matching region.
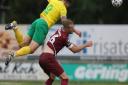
[49,0,61,2]
[60,28,68,39]
[56,28,63,35]
[47,0,50,3]
[50,0,64,5]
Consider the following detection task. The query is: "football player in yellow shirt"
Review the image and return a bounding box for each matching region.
[5,0,81,65]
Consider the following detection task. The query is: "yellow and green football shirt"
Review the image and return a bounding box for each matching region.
[40,0,67,28]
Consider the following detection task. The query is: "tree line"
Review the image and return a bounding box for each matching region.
[0,0,128,24]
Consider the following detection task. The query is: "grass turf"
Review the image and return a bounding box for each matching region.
[0,81,128,85]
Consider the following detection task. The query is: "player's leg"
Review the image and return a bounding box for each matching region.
[14,28,33,47]
[5,18,48,65]
[50,62,69,85]
[12,18,48,57]
[14,40,39,57]
[22,35,32,46]
[45,73,55,85]
[49,59,69,85]
[39,53,55,85]
[26,18,48,53]
[59,72,69,85]
[13,28,24,47]
[5,21,31,47]
[41,53,68,85]
[5,19,38,66]
[14,19,39,47]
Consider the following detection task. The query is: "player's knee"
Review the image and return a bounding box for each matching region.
[29,46,38,53]
[50,74,56,80]
[60,74,69,84]
[60,77,69,80]
[60,73,69,80]
[29,41,39,53]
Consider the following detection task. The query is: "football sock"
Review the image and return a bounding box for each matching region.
[61,79,68,85]
[14,28,24,47]
[15,46,31,57]
[45,77,54,85]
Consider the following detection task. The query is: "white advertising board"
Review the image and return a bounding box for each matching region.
[0,61,48,80]
[1,25,128,59]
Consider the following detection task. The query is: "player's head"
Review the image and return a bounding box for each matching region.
[62,19,74,34]
[63,0,72,8]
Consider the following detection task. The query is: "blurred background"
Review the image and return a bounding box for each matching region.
[0,0,128,85]
[0,0,128,24]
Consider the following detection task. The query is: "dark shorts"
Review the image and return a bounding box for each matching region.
[39,53,64,77]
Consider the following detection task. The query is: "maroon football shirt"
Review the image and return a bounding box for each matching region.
[47,28,72,55]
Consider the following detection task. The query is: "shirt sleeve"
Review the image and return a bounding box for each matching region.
[66,40,74,48]
[60,4,67,17]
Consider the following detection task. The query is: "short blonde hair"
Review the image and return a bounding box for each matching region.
[62,19,74,28]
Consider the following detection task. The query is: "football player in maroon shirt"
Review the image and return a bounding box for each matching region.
[39,19,93,85]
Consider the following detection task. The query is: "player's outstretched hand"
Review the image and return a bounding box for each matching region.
[74,29,81,37]
[77,30,81,37]
[5,51,15,66]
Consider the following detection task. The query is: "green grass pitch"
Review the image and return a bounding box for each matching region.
[0,81,128,85]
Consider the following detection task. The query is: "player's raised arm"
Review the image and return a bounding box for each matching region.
[67,41,93,53]
[60,0,81,37]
